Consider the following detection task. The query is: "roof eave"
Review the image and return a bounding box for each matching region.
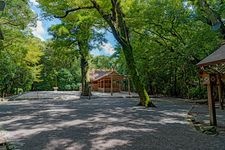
[197,59,225,67]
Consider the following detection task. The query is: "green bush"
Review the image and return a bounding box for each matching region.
[188,87,207,99]
[64,85,71,90]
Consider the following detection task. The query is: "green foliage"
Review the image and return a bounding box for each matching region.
[108,0,221,98]
[1,0,35,29]
[0,0,44,96]
[188,86,207,99]
[91,55,113,69]
[33,41,81,91]
[58,68,78,90]
[37,3,107,95]
[0,35,44,95]
[2,0,225,100]
[36,0,223,99]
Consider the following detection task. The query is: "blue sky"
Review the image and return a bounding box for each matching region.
[29,0,61,40]
[29,0,116,56]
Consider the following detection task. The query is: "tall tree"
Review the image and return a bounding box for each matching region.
[48,16,104,95]
[77,24,92,96]
[0,0,44,96]
[38,0,153,106]
[124,0,220,98]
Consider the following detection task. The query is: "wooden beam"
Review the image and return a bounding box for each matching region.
[207,74,217,126]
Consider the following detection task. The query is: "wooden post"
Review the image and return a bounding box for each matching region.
[88,85,91,100]
[37,91,39,100]
[221,93,224,110]
[111,75,113,96]
[119,80,121,92]
[207,74,217,126]
[103,79,105,93]
[128,77,131,95]
[217,75,224,110]
[98,80,100,91]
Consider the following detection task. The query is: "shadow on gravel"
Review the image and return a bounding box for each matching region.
[0,98,225,150]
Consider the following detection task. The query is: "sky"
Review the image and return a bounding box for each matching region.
[29,0,116,56]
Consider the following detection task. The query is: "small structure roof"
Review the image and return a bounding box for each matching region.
[197,45,225,66]
[90,70,124,81]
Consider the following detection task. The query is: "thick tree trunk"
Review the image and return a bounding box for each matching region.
[91,0,154,106]
[78,41,90,96]
[122,44,152,106]
[80,55,90,96]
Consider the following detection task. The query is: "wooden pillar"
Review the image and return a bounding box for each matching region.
[207,74,217,126]
[103,79,105,93]
[217,75,224,110]
[128,77,131,95]
[119,80,121,92]
[111,75,113,96]
[88,85,91,100]
[98,80,100,91]
[116,80,118,92]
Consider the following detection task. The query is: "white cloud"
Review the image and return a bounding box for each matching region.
[30,0,39,6]
[100,42,115,55]
[30,20,45,41]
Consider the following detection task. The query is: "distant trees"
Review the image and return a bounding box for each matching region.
[91,56,113,70]
[33,40,81,91]
[0,0,44,96]
[0,35,44,96]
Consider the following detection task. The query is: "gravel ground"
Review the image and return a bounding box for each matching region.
[0,93,225,150]
[190,103,225,129]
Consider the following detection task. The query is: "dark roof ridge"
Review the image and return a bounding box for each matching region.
[197,45,225,66]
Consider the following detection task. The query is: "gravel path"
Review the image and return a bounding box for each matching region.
[0,94,225,150]
[190,104,225,128]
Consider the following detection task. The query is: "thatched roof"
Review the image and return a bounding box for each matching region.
[197,45,225,66]
[90,70,124,81]
[90,70,111,81]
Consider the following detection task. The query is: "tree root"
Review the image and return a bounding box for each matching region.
[137,102,157,108]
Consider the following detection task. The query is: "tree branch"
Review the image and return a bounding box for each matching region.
[90,0,123,45]
[1,21,20,26]
[54,6,95,18]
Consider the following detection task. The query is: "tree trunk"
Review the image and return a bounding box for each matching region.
[173,68,177,96]
[91,0,154,106]
[122,44,152,106]
[80,54,90,96]
[78,41,90,96]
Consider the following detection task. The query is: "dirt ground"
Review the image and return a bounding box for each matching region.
[0,91,225,150]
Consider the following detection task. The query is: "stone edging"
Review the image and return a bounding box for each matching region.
[186,105,218,136]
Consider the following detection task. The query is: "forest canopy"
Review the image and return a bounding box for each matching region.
[0,0,223,100]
